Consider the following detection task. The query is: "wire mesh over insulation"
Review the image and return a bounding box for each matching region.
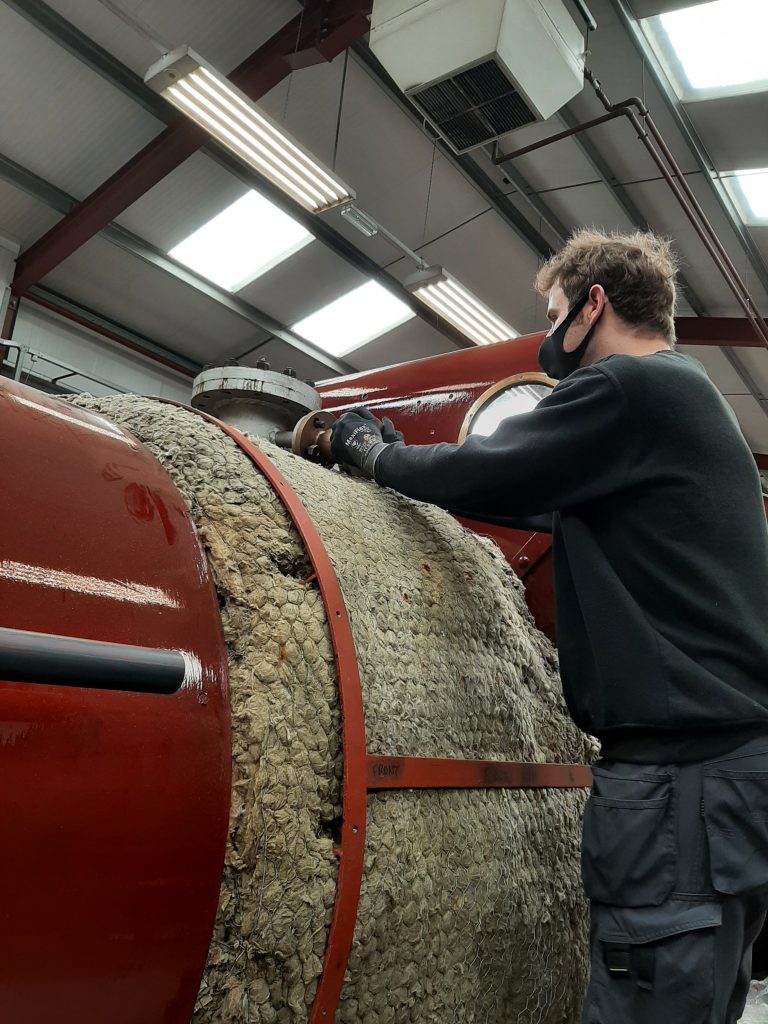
[72,395,597,1024]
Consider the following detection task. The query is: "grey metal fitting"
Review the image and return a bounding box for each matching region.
[191,366,320,438]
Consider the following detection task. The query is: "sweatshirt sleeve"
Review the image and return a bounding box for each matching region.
[374,364,635,517]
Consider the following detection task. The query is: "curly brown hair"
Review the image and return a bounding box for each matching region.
[535,228,679,342]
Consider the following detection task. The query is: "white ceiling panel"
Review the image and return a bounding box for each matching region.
[345,316,456,374]
[529,181,636,238]
[623,177,768,314]
[0,5,161,198]
[684,94,768,173]
[0,180,60,249]
[749,226,768,265]
[40,235,259,364]
[45,0,292,78]
[238,241,366,326]
[263,58,490,257]
[725,394,768,452]
[677,344,751,396]
[489,117,598,194]
[115,153,247,251]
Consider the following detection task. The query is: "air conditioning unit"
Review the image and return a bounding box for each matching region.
[369,0,585,153]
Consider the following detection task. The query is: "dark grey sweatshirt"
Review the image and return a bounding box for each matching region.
[375,350,768,762]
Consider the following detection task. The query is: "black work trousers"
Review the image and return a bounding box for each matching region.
[581,739,768,1024]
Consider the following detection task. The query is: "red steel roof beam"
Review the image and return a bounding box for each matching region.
[11,1,371,296]
[676,317,768,348]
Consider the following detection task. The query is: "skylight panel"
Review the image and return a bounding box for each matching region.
[293,281,415,357]
[738,169,768,220]
[724,168,768,225]
[645,0,768,99]
[169,190,312,291]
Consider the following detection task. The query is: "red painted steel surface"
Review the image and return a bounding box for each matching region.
[167,405,368,1024]
[318,333,544,442]
[367,756,592,790]
[676,316,768,348]
[0,379,230,1023]
[318,333,558,639]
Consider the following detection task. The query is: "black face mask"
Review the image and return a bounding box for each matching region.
[538,291,602,381]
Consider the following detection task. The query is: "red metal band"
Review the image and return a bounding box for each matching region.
[368,756,592,790]
[156,402,367,1024]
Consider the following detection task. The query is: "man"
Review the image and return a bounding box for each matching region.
[330,229,768,1023]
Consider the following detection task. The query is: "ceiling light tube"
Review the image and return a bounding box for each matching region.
[420,285,498,345]
[431,280,511,338]
[405,267,519,346]
[146,47,355,213]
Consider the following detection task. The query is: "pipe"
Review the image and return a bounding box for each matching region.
[495,71,768,350]
[572,0,598,32]
[0,625,187,694]
[584,71,768,349]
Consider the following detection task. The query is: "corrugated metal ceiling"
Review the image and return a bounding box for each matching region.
[1,0,767,449]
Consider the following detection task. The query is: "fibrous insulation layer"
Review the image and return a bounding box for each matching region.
[72,395,595,1024]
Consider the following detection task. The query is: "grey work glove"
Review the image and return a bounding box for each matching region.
[330,410,387,478]
[380,416,404,443]
[346,406,405,443]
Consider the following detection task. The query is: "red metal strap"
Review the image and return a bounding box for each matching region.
[156,402,367,1024]
[368,756,592,790]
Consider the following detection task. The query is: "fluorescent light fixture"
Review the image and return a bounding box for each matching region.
[145,47,355,213]
[405,266,518,346]
[293,281,415,357]
[723,168,768,225]
[645,0,768,100]
[169,190,312,291]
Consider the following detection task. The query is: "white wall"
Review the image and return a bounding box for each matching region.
[8,303,193,401]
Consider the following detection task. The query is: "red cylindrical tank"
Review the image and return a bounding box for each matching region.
[0,379,231,1023]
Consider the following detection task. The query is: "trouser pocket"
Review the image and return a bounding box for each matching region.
[582,900,722,1024]
[703,762,768,895]
[582,767,675,906]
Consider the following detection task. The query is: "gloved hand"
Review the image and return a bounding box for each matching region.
[346,406,404,443]
[380,416,404,444]
[330,410,387,478]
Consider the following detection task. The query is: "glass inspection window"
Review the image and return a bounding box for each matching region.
[459,373,554,441]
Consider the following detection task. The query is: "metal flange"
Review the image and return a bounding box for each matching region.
[191,366,320,437]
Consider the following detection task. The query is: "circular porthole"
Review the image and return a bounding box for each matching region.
[458,372,555,442]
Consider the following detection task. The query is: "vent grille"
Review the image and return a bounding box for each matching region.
[408,58,536,153]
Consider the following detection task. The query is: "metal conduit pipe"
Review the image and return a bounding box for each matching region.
[493,78,768,350]
[584,71,768,349]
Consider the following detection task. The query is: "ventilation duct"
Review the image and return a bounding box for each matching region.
[370,0,585,153]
